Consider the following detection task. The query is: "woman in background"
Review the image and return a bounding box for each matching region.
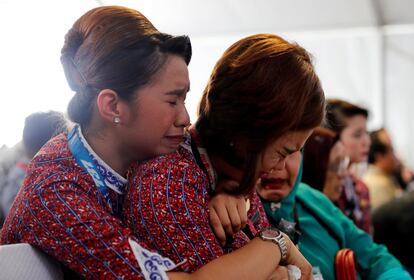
[324,99,372,233]
[302,127,348,202]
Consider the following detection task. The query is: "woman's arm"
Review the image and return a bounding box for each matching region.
[169,238,282,280]
[169,237,311,280]
[124,154,311,279]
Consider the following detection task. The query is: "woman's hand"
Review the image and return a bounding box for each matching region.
[268,265,304,280]
[282,233,312,280]
[208,188,247,246]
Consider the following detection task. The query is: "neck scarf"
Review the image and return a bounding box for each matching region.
[68,125,127,214]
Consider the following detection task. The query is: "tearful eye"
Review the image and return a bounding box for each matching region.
[271,151,286,162]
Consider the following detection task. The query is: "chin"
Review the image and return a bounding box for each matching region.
[155,146,178,156]
[356,153,368,162]
[258,189,286,202]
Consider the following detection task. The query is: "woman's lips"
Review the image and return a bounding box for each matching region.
[165,135,184,145]
[260,178,287,190]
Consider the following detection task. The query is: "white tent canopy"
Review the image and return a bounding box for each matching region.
[0,0,413,167]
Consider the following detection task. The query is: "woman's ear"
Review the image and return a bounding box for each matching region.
[96,89,125,125]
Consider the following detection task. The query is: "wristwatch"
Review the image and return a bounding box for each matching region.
[258,227,288,262]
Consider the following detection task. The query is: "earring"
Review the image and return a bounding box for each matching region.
[113,116,121,124]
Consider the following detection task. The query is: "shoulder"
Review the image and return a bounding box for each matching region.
[296,183,339,213]
[297,183,329,202]
[30,133,74,169]
[127,147,210,208]
[130,146,206,181]
[23,134,91,192]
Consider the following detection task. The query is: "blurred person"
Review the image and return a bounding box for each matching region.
[0,111,67,217]
[375,128,414,191]
[0,6,309,280]
[124,33,320,278]
[289,128,410,278]
[302,127,349,202]
[372,192,414,277]
[0,142,25,223]
[324,99,372,233]
[363,128,403,210]
[0,143,25,177]
[396,164,414,191]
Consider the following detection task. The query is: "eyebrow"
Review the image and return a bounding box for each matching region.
[283,146,300,155]
[164,85,190,97]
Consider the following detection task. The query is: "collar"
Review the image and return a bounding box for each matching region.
[70,125,127,194]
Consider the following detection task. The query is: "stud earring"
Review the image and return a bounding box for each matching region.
[114,116,121,124]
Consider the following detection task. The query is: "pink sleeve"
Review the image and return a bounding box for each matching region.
[248,190,271,231]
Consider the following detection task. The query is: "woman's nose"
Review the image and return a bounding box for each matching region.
[175,104,190,127]
[273,157,286,171]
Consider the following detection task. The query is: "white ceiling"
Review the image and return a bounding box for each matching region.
[0,0,413,148]
[96,0,414,36]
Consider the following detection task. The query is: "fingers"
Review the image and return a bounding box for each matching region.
[226,200,242,233]
[208,192,248,245]
[211,197,236,238]
[209,208,226,246]
[268,266,289,280]
[236,196,248,229]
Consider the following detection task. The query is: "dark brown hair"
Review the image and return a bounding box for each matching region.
[324,98,369,135]
[368,128,391,164]
[196,33,325,194]
[23,111,68,158]
[302,127,337,191]
[61,6,192,126]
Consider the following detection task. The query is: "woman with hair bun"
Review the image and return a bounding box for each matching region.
[1,5,191,279]
[1,6,309,280]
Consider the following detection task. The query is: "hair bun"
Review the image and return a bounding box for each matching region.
[61,29,86,93]
[61,29,84,58]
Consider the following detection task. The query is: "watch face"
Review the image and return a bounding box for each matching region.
[262,228,280,238]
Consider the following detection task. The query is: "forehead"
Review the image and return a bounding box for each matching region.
[266,130,312,149]
[344,115,367,128]
[148,55,190,90]
[155,55,188,81]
